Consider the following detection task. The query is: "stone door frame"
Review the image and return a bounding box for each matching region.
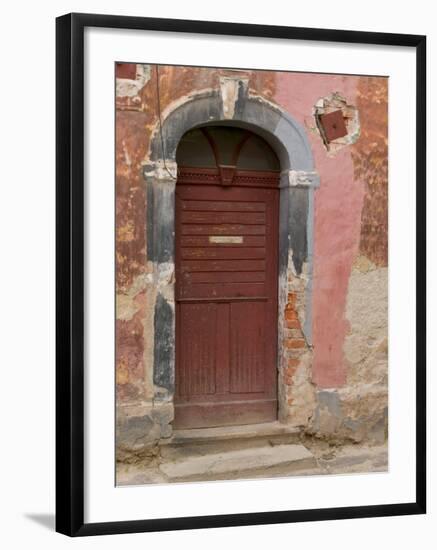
[143,81,319,436]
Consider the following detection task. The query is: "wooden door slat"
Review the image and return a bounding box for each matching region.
[185,271,266,284]
[182,200,266,212]
[180,247,265,260]
[181,211,266,224]
[180,235,266,247]
[181,224,266,236]
[181,259,266,272]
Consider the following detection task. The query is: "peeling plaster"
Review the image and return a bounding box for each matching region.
[143,160,178,181]
[287,170,320,188]
[219,76,249,119]
[286,353,317,427]
[312,92,360,155]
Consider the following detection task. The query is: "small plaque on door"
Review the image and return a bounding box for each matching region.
[209,235,243,244]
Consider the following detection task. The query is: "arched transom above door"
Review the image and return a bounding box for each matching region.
[176,126,280,187]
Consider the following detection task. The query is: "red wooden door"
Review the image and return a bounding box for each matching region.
[174,167,279,429]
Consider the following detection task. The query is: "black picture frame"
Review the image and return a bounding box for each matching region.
[56,12,426,537]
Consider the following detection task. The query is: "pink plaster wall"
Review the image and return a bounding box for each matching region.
[274,74,365,388]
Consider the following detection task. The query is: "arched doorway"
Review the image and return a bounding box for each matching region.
[174,126,280,429]
[145,89,319,437]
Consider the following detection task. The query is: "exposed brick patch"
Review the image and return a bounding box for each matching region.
[286,318,301,329]
[286,339,306,349]
[281,283,311,392]
[284,366,295,377]
[287,292,297,307]
[285,309,298,321]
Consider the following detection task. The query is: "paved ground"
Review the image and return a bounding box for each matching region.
[117,437,388,486]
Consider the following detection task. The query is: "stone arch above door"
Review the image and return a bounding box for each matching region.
[142,83,320,433]
[148,86,316,173]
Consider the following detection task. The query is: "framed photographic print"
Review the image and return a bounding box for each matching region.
[56,13,426,536]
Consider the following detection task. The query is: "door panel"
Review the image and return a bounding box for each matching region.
[174,178,279,429]
[229,301,266,394]
[177,303,217,398]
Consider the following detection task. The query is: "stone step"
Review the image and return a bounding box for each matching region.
[160,422,302,459]
[163,421,300,444]
[168,421,301,443]
[159,443,316,482]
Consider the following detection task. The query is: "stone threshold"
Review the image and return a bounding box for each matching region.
[161,421,301,446]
